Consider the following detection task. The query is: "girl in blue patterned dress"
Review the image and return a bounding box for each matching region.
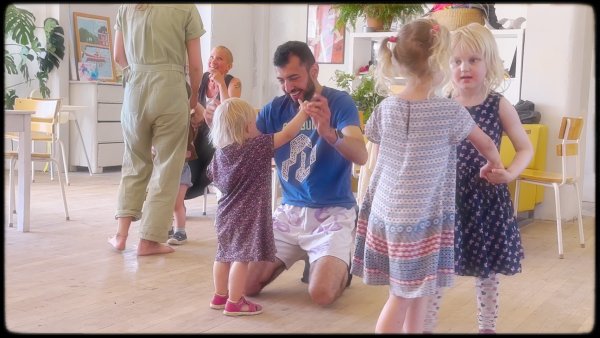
[351,19,504,333]
[424,23,533,334]
[207,98,308,316]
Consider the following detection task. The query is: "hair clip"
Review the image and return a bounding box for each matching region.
[388,36,397,43]
[431,24,440,33]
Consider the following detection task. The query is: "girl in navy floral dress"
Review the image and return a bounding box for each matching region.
[424,24,533,334]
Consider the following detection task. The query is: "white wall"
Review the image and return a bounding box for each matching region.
[583,56,595,202]
[209,4,257,106]
[521,4,594,219]
[5,4,52,100]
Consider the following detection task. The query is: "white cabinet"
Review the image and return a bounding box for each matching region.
[69,81,124,173]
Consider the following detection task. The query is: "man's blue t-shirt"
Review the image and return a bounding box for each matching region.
[256,86,360,209]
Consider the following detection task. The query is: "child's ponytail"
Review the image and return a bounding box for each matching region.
[375,37,396,96]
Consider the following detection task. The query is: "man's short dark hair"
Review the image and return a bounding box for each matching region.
[273,41,316,68]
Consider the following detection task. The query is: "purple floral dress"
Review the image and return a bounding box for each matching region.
[455,91,525,277]
[207,134,277,262]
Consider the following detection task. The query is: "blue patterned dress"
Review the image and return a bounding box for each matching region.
[351,96,476,298]
[454,92,525,277]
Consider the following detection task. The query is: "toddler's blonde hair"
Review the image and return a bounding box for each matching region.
[446,23,506,97]
[376,18,451,97]
[209,98,257,149]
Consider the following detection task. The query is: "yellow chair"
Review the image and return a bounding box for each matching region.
[513,117,585,259]
[7,98,70,185]
[500,124,548,213]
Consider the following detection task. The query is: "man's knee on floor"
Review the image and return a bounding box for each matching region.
[308,284,340,306]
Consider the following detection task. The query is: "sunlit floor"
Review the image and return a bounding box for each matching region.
[4,170,596,334]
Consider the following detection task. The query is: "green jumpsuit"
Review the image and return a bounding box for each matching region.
[114,4,205,243]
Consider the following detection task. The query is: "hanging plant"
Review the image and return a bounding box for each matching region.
[4,4,65,109]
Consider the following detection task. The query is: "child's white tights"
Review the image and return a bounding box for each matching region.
[423,273,499,333]
[476,273,499,332]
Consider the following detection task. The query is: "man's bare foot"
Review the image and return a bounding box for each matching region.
[108,233,128,251]
[137,238,175,256]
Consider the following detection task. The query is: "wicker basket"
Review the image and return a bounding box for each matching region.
[430,8,485,31]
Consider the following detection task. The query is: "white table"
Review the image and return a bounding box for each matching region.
[5,110,34,232]
[59,105,93,175]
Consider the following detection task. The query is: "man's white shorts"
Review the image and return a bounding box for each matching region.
[272,205,358,269]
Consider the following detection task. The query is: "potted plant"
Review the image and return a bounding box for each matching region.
[4,4,66,109]
[332,4,426,32]
[332,68,386,126]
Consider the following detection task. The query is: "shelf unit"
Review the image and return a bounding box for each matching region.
[348,32,394,76]
[347,29,525,101]
[69,81,124,173]
[348,32,406,94]
[492,28,525,105]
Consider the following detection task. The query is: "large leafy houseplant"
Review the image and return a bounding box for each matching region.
[332,4,426,32]
[332,69,385,125]
[4,4,66,109]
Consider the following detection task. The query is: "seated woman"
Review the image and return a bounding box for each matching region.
[186,45,242,199]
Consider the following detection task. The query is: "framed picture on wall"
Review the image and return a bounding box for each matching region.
[306,4,345,64]
[73,12,116,82]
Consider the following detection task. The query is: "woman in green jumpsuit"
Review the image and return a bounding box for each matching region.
[109,4,205,255]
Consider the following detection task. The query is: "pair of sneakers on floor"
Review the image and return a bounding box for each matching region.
[167,227,187,245]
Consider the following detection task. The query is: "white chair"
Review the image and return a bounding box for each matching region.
[7,97,70,185]
[6,150,70,226]
[353,140,378,205]
[5,99,70,226]
[513,116,585,259]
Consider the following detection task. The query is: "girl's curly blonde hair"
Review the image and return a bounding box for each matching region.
[445,23,507,97]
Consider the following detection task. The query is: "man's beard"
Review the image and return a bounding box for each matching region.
[287,78,316,103]
[303,78,316,101]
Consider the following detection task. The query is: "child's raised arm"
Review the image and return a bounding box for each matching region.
[273,99,309,149]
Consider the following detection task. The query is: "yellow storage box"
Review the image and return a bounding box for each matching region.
[500,124,548,212]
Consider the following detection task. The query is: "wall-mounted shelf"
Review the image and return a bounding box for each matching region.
[351,32,396,39]
[348,28,525,103]
[491,29,525,105]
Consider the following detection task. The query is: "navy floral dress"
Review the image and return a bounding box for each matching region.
[455,92,524,277]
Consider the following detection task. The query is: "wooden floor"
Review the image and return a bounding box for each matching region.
[4,170,596,334]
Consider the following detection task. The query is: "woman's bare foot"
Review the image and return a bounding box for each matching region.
[108,233,128,251]
[137,238,175,256]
